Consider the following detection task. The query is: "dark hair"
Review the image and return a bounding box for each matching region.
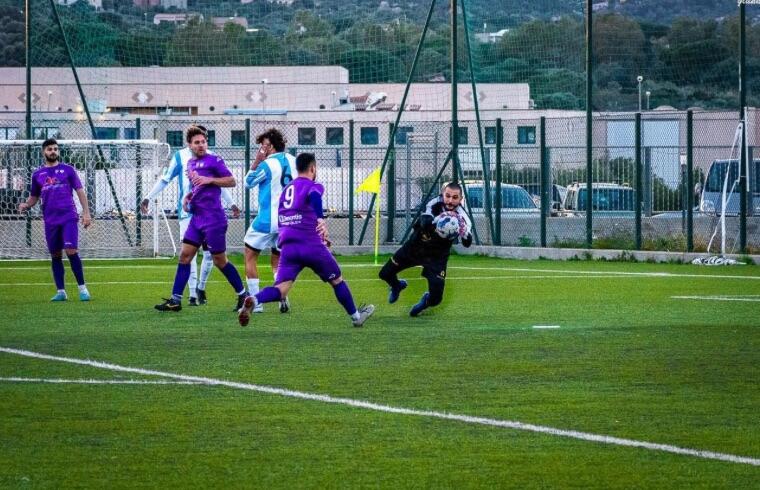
[185,125,208,144]
[443,182,462,195]
[295,152,316,173]
[42,138,58,149]
[256,128,286,152]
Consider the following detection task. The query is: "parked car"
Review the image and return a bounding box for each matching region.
[562,182,635,215]
[699,159,760,215]
[464,181,539,214]
[518,183,568,214]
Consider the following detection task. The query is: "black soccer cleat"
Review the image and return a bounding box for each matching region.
[189,297,199,307]
[279,296,290,314]
[233,292,248,312]
[196,288,207,305]
[155,298,182,312]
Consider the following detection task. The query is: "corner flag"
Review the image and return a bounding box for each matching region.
[356,167,381,194]
[356,167,382,265]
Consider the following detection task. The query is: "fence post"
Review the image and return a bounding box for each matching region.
[386,123,396,242]
[495,118,502,246]
[244,118,251,232]
[686,110,694,252]
[540,117,548,247]
[136,117,142,247]
[349,120,355,245]
[635,113,642,250]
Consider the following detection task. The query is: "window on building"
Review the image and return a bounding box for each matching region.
[395,126,414,145]
[94,127,118,140]
[485,126,501,145]
[123,128,138,140]
[326,127,344,145]
[449,127,468,145]
[0,127,19,140]
[298,127,316,146]
[231,130,246,147]
[361,127,379,145]
[167,130,183,148]
[33,127,60,139]
[518,126,536,145]
[206,130,216,147]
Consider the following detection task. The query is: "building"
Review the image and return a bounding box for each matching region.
[133,0,160,7]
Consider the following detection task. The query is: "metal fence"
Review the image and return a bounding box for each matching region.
[1,110,758,256]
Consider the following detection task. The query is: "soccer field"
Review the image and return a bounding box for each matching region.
[0,254,758,487]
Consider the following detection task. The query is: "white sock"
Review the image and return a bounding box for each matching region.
[78,284,88,293]
[351,311,360,321]
[198,251,214,290]
[272,267,278,281]
[58,289,67,295]
[247,278,260,295]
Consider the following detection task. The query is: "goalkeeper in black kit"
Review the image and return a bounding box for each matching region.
[378,182,473,317]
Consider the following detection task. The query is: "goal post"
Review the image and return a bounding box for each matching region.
[0,139,170,259]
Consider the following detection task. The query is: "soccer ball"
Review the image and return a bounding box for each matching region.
[434,211,462,240]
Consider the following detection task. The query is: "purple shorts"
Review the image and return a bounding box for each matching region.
[276,243,341,284]
[45,220,79,252]
[182,217,227,255]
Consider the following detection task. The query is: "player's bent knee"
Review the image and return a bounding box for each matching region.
[378,262,395,281]
[211,253,227,268]
[329,276,344,287]
[64,248,78,256]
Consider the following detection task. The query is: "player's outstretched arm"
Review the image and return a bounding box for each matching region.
[75,188,92,229]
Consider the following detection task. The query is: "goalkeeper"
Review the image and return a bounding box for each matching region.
[378,182,472,317]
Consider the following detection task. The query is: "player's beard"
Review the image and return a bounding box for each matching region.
[44,153,58,163]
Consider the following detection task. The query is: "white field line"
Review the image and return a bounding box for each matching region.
[672,295,760,302]
[533,325,561,329]
[2,263,759,281]
[1,346,758,467]
[0,275,657,287]
[0,377,207,385]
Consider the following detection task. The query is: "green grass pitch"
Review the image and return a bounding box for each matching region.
[0,254,758,487]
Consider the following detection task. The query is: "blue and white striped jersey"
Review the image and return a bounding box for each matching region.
[244,152,294,233]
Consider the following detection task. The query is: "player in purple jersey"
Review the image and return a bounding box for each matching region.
[18,138,92,302]
[237,152,374,328]
[155,126,249,312]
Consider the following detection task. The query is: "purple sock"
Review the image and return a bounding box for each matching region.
[255,286,282,304]
[220,262,244,294]
[172,263,192,300]
[333,281,357,316]
[51,256,65,290]
[67,253,85,286]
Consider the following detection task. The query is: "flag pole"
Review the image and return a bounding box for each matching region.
[374,193,381,265]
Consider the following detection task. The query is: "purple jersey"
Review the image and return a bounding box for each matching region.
[277,177,324,246]
[186,153,232,224]
[30,163,82,226]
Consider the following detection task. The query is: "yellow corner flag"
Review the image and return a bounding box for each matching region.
[356,167,382,194]
[356,166,382,265]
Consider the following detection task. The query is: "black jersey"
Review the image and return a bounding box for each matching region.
[406,195,473,258]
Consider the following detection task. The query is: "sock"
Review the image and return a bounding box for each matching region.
[67,253,85,286]
[172,263,192,301]
[198,251,213,290]
[272,267,278,282]
[255,286,282,304]
[188,253,198,298]
[333,281,357,316]
[51,256,65,290]
[247,278,260,295]
[78,284,88,293]
[220,262,245,295]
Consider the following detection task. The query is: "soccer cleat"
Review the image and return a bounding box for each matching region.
[155,298,181,312]
[388,279,408,304]
[51,291,68,302]
[233,293,250,312]
[279,296,290,314]
[196,288,207,305]
[238,295,255,327]
[79,290,91,302]
[189,297,199,306]
[352,304,375,328]
[409,292,430,317]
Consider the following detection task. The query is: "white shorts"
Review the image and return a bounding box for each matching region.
[244,228,280,252]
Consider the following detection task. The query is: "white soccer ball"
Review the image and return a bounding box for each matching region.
[434,212,462,240]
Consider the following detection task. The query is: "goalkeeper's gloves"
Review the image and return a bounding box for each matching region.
[461,233,473,247]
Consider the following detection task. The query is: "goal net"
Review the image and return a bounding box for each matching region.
[0,139,170,259]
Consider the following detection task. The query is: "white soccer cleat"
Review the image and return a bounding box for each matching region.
[352,304,375,328]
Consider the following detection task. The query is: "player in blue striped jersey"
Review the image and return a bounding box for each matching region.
[141,125,239,306]
[243,128,294,313]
